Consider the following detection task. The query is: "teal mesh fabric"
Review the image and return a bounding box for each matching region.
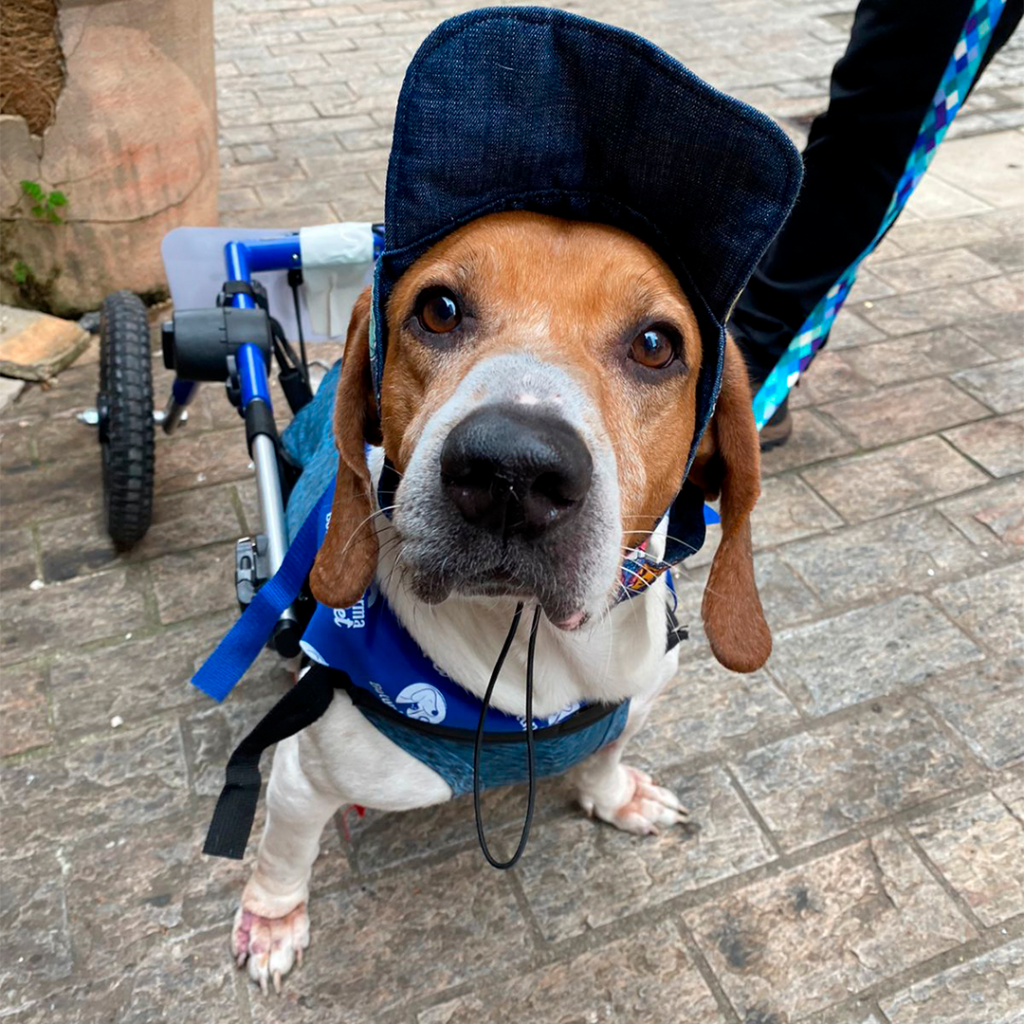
[281,361,341,542]
[358,700,631,796]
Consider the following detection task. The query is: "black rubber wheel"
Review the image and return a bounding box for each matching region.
[98,290,155,549]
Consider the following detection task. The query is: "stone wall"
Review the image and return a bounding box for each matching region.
[0,0,218,314]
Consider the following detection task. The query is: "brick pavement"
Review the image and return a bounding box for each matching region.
[2,2,1023,1022]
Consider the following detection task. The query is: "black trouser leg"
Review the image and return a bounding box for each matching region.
[730,0,1022,385]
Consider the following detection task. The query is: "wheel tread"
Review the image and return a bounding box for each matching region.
[100,290,155,548]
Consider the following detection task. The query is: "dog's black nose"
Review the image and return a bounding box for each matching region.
[440,404,593,539]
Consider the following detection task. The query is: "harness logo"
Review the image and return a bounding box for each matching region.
[333,600,365,629]
[396,683,447,724]
[516,701,582,731]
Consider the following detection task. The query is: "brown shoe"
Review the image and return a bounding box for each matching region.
[759,398,792,451]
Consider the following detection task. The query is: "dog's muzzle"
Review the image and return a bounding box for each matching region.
[440,404,593,541]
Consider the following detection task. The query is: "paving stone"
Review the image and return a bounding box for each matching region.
[0,417,36,470]
[629,655,801,773]
[34,511,123,582]
[938,476,1024,556]
[0,661,52,756]
[0,526,38,588]
[515,766,775,942]
[0,850,73,998]
[887,214,1002,255]
[839,327,995,386]
[0,375,26,415]
[246,849,532,1024]
[801,436,989,523]
[973,269,1024,313]
[869,248,1001,294]
[686,830,976,1023]
[127,483,245,559]
[1,568,148,666]
[910,785,1024,927]
[0,455,103,529]
[951,357,1024,413]
[859,283,996,337]
[846,268,897,303]
[879,937,1024,1024]
[417,919,725,1024]
[787,350,875,409]
[943,412,1024,477]
[760,408,857,475]
[750,474,845,548]
[0,720,190,859]
[777,508,990,607]
[823,310,888,349]
[922,660,1024,770]
[925,130,1024,210]
[767,595,983,717]
[733,703,980,850]
[970,234,1024,272]
[4,929,243,1024]
[903,175,993,221]
[959,310,1024,359]
[820,378,991,447]
[23,408,102,465]
[149,547,239,625]
[47,612,246,740]
[180,669,295,798]
[933,561,1024,657]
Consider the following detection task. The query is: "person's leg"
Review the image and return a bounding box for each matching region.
[731,0,1022,400]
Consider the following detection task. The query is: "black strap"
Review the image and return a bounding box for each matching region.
[203,667,343,860]
[220,279,269,311]
[377,457,401,517]
[665,603,688,653]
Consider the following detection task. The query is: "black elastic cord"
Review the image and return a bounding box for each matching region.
[289,275,309,379]
[473,602,542,869]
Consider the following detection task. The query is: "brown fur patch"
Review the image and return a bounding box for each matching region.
[691,337,772,672]
[316,212,769,672]
[309,289,380,609]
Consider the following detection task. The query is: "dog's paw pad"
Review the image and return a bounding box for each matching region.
[232,902,309,994]
[582,765,689,836]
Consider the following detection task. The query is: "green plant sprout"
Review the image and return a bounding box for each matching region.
[20,180,68,225]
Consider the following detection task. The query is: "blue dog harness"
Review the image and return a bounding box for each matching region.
[199,474,674,862]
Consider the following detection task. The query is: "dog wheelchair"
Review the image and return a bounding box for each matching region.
[94,223,383,657]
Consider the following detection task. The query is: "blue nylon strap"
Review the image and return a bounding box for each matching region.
[191,492,325,702]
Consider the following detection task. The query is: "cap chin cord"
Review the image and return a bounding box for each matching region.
[473,601,542,869]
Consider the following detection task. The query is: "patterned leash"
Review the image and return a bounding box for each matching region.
[752,0,1009,430]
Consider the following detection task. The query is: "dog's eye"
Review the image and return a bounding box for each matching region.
[629,327,676,369]
[415,288,462,334]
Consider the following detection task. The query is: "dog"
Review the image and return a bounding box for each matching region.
[230,210,771,992]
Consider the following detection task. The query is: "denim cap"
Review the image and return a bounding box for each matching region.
[370,6,802,563]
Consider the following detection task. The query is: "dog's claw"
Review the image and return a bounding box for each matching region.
[578,764,690,837]
[231,901,310,994]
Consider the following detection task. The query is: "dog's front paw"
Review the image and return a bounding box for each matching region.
[579,765,688,836]
[232,901,310,994]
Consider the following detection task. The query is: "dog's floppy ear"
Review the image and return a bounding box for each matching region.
[687,336,771,672]
[310,288,381,608]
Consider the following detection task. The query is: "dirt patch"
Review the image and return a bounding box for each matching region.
[0,0,65,135]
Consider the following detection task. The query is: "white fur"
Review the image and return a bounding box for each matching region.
[233,409,686,995]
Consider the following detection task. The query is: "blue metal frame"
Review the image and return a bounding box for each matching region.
[162,224,383,436]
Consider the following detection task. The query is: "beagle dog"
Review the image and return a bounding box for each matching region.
[231,210,770,992]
